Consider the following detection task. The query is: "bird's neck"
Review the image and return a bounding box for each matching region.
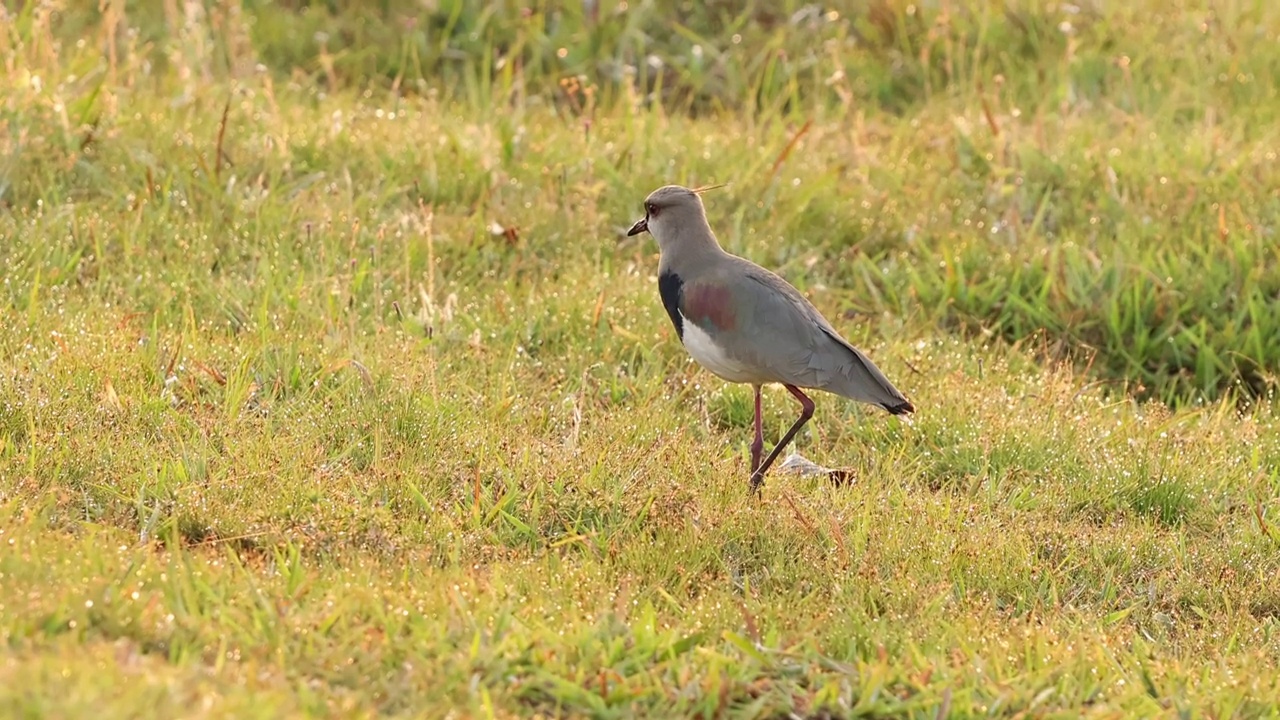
[657,221,728,275]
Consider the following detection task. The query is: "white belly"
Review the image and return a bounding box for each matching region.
[680,313,759,383]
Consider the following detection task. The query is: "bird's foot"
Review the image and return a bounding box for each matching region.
[748,471,765,494]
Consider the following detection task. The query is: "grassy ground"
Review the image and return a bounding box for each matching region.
[3,0,1280,717]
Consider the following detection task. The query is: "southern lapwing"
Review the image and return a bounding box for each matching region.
[626,184,915,492]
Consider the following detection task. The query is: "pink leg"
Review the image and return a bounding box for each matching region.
[749,384,815,493]
[749,384,764,474]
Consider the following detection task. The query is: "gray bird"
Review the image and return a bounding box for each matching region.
[626,184,914,492]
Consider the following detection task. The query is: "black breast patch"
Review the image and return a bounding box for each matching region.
[657,271,684,340]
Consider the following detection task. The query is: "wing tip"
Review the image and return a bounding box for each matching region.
[883,399,915,416]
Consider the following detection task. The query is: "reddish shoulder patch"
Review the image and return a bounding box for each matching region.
[684,283,737,331]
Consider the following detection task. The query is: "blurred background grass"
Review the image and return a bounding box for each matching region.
[5,0,1279,406]
[4,3,1280,716]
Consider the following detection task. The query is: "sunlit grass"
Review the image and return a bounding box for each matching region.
[2,0,1280,717]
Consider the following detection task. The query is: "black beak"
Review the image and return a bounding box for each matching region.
[626,217,648,237]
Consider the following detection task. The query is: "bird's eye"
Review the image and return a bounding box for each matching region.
[646,203,658,217]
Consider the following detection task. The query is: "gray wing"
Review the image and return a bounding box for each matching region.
[726,261,913,414]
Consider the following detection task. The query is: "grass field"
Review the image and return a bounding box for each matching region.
[3,0,1280,717]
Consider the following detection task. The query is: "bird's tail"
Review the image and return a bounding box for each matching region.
[820,331,914,415]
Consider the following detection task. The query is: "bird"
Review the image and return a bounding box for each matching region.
[626,184,914,492]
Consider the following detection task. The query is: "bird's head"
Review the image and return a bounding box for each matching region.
[626,184,726,253]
